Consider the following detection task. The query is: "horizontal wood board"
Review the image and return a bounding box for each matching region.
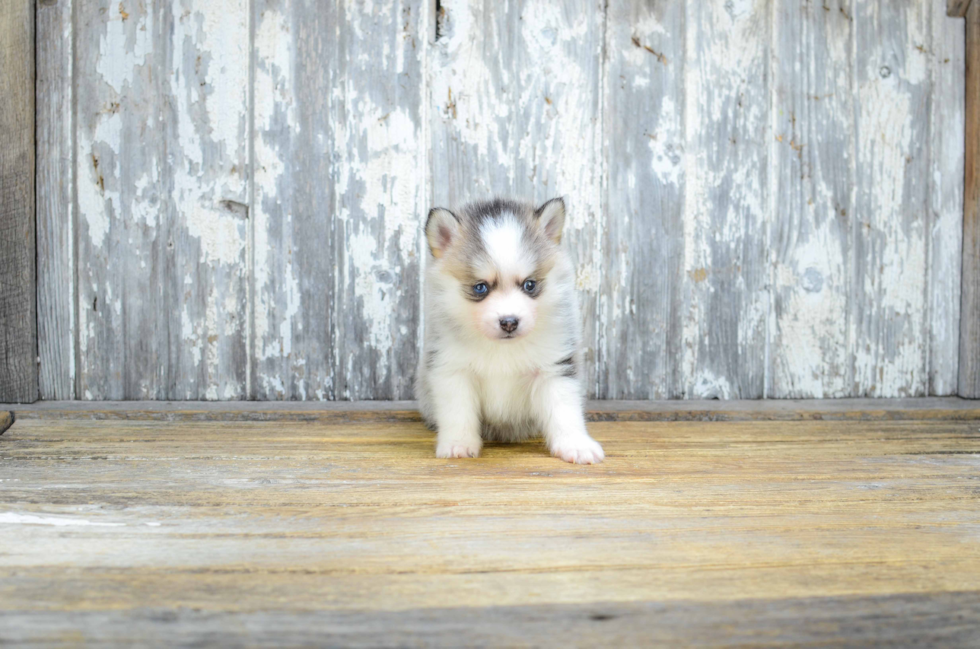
[5,397,980,422]
[1,414,979,644]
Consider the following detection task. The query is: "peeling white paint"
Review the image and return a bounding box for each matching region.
[194,0,249,162]
[852,0,930,397]
[690,370,734,400]
[252,5,294,388]
[647,96,683,185]
[679,0,771,398]
[96,5,152,94]
[78,112,122,248]
[348,229,394,361]
[49,0,964,401]
[183,206,247,266]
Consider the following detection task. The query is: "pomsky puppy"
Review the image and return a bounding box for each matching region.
[416,197,604,464]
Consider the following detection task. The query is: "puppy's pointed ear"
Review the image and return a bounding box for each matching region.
[425,208,461,258]
[535,197,566,243]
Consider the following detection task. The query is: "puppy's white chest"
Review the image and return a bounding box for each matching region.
[474,369,535,424]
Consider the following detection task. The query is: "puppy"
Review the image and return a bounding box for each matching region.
[416,197,604,464]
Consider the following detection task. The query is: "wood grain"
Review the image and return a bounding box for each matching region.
[2,593,979,647]
[250,0,341,400]
[251,0,426,400]
[599,0,685,399]
[931,1,967,396]
[36,0,75,400]
[681,0,770,399]
[851,0,931,398]
[962,0,980,398]
[0,0,37,403]
[73,0,250,400]
[331,0,426,400]
[770,0,854,398]
[1,414,979,644]
[6,398,980,422]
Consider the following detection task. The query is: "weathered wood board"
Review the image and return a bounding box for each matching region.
[851,0,932,398]
[961,0,980,398]
[933,0,967,395]
[1,412,979,643]
[6,397,980,422]
[681,0,771,400]
[770,0,855,399]
[600,0,686,399]
[68,0,250,400]
[0,0,37,403]
[36,0,74,401]
[33,0,969,400]
[252,0,426,400]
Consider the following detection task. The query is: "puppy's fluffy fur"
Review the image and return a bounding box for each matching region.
[416,197,604,464]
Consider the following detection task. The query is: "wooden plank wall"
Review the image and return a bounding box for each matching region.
[961,0,980,397]
[32,0,967,400]
[0,0,37,403]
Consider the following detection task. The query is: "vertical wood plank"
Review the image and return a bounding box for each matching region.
[930,0,965,395]
[851,0,931,397]
[36,0,75,400]
[170,0,251,400]
[252,0,426,400]
[333,0,427,400]
[251,0,324,399]
[0,0,38,403]
[74,0,249,399]
[430,0,605,395]
[680,0,770,399]
[770,0,854,398]
[599,1,685,399]
[961,0,980,398]
[74,0,156,399]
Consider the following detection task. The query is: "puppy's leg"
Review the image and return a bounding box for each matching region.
[431,370,483,459]
[532,376,604,464]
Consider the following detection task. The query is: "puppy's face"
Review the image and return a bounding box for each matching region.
[426,198,566,342]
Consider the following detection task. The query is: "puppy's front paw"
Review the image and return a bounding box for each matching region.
[550,435,604,465]
[436,435,483,459]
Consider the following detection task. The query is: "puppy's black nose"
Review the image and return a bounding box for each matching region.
[499,317,519,333]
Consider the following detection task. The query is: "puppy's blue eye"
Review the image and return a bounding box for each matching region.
[522,279,537,293]
[473,282,489,295]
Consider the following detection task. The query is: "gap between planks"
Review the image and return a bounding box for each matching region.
[2,398,980,426]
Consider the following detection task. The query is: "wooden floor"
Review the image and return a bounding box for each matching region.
[1,401,979,647]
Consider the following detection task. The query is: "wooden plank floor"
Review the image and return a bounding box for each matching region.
[1,402,979,646]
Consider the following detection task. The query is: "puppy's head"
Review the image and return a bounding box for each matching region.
[425,198,566,341]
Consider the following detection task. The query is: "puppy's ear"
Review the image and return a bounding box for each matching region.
[534,197,566,243]
[425,208,461,258]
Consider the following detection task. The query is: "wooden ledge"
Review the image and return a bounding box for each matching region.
[2,398,979,424]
